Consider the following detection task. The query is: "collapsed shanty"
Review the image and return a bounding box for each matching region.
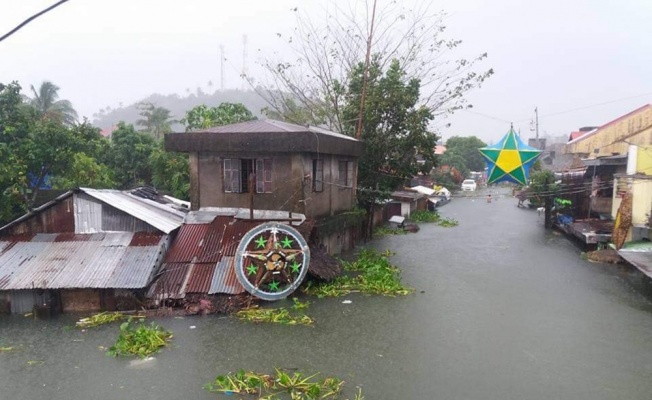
[0,187,186,314]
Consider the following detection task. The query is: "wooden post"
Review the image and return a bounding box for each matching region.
[249,172,255,220]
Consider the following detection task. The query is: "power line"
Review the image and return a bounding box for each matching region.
[0,0,70,44]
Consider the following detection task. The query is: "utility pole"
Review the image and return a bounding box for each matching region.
[535,107,540,146]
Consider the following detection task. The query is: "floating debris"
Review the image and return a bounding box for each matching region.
[234,304,314,326]
[76,311,144,329]
[303,249,413,298]
[204,368,348,399]
[107,319,172,358]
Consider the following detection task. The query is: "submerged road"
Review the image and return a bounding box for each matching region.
[2,187,652,399]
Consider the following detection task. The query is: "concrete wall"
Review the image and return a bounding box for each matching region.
[192,152,357,220]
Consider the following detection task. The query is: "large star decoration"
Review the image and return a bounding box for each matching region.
[479,127,542,185]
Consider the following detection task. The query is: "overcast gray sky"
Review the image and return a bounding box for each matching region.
[1,0,651,144]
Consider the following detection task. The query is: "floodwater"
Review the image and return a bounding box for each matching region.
[2,187,652,400]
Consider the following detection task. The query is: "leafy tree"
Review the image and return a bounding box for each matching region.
[343,59,438,234]
[136,103,176,139]
[149,142,189,200]
[52,152,116,189]
[182,103,256,131]
[107,122,158,189]
[260,2,492,131]
[444,136,487,172]
[261,97,321,125]
[439,150,469,180]
[27,81,78,126]
[0,82,33,222]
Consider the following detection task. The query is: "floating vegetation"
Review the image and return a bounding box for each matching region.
[373,226,408,236]
[26,360,44,366]
[204,368,349,399]
[410,210,441,223]
[437,217,458,227]
[107,319,172,358]
[303,249,412,298]
[0,346,15,352]
[235,298,314,326]
[76,311,144,329]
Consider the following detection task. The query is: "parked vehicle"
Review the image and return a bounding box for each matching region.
[461,179,477,191]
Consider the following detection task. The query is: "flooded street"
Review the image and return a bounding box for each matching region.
[2,188,652,399]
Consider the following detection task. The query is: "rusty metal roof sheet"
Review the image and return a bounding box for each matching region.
[0,232,167,290]
[209,256,245,295]
[148,262,190,298]
[198,216,230,262]
[185,263,216,294]
[80,188,185,234]
[164,224,211,263]
[221,220,260,257]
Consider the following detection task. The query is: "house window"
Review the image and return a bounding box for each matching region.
[312,159,323,192]
[224,158,273,193]
[256,159,273,193]
[338,160,353,188]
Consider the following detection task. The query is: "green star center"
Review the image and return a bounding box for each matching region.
[255,236,267,248]
[281,236,294,248]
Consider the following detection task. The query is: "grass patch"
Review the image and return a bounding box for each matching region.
[107,319,172,358]
[76,311,144,329]
[410,210,440,223]
[373,226,408,236]
[235,298,314,326]
[437,217,458,227]
[204,368,350,399]
[303,249,412,297]
[0,346,16,352]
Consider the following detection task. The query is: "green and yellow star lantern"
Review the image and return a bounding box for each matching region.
[479,127,542,185]
[235,222,310,301]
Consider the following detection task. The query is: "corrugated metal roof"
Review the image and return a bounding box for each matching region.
[149,262,190,298]
[209,256,245,295]
[221,220,260,257]
[198,216,230,262]
[185,263,216,293]
[165,224,211,263]
[0,232,167,289]
[80,188,185,234]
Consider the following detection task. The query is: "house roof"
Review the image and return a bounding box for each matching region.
[569,131,587,141]
[567,104,652,145]
[148,208,308,299]
[165,119,364,157]
[434,145,447,155]
[81,188,186,234]
[0,187,186,235]
[0,232,167,290]
[582,154,628,166]
[391,190,427,201]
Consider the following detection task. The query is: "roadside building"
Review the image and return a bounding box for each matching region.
[164,119,365,255]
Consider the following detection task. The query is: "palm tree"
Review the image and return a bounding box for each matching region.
[28,81,78,126]
[136,102,177,140]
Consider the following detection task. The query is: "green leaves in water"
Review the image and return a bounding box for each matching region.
[410,210,458,227]
[204,368,350,399]
[76,311,144,329]
[106,318,172,358]
[235,298,314,326]
[303,249,412,297]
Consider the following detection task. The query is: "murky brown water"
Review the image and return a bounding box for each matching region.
[2,188,652,399]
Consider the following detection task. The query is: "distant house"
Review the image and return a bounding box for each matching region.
[164,119,365,254]
[0,187,186,314]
